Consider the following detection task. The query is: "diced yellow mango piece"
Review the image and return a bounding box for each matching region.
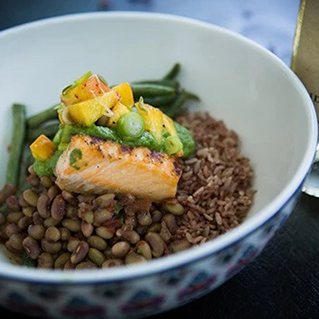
[107,102,130,127]
[30,135,57,161]
[61,74,110,105]
[111,83,134,109]
[136,102,163,144]
[68,90,120,126]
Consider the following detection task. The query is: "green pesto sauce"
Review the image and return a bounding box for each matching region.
[33,150,63,177]
[33,122,195,176]
[174,122,196,159]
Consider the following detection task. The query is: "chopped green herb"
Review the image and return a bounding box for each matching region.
[114,203,123,214]
[97,74,108,86]
[69,148,83,170]
[62,71,93,96]
[74,71,93,86]
[22,252,36,268]
[118,215,125,223]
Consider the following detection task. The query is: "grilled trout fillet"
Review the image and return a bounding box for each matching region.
[55,135,183,201]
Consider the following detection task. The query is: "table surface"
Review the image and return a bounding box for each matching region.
[1,1,319,318]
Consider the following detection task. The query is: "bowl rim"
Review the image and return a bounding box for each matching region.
[0,11,317,284]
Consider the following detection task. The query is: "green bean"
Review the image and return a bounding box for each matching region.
[6,104,26,188]
[131,83,175,98]
[163,63,181,80]
[163,90,188,118]
[162,89,200,119]
[185,90,200,101]
[116,112,145,141]
[27,105,59,129]
[139,63,199,115]
[134,79,179,89]
[26,122,60,142]
[143,93,177,107]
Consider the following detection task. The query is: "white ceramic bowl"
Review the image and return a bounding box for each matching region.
[0,12,317,318]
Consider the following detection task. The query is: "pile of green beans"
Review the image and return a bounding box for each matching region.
[131,63,200,118]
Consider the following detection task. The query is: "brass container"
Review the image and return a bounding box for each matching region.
[291,0,319,121]
[292,0,319,197]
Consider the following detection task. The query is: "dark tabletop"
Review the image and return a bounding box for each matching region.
[1,1,319,318]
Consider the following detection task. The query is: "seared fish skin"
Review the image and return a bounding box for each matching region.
[55,135,183,201]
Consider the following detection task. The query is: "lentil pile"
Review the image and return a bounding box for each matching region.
[0,112,254,269]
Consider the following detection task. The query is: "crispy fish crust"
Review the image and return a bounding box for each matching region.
[55,135,183,201]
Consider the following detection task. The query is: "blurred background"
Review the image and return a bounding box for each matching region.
[0,0,299,66]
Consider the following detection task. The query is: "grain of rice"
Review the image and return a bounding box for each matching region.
[193,236,204,244]
[194,160,201,174]
[203,213,213,221]
[185,232,194,244]
[193,186,205,198]
[215,213,223,226]
[185,158,198,165]
[200,237,208,244]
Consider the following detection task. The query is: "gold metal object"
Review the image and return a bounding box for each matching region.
[291,0,319,118]
[292,0,319,197]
